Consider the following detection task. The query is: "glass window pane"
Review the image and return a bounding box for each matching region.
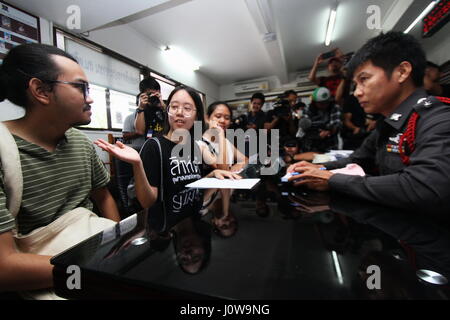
[109,89,138,130]
[79,84,108,129]
[155,79,175,101]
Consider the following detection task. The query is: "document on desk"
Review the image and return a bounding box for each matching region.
[186,178,260,189]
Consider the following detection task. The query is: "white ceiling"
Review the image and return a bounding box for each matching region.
[6,0,176,32]
[6,0,427,85]
[127,0,275,84]
[271,0,396,72]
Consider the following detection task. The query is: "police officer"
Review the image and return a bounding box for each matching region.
[287,31,450,214]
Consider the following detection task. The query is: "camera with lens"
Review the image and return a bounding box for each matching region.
[231,114,248,130]
[298,118,327,138]
[147,93,160,106]
[273,94,291,118]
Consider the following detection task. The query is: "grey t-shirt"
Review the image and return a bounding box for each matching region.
[122,111,145,149]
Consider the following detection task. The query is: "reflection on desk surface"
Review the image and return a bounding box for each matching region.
[51,185,450,300]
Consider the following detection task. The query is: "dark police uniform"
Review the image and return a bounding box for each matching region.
[322,89,450,213]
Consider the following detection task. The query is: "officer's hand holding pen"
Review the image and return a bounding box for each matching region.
[287,161,324,174]
[287,162,334,191]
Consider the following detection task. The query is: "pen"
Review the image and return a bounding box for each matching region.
[292,167,326,175]
[281,167,327,182]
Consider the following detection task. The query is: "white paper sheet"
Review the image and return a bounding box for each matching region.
[186,178,260,189]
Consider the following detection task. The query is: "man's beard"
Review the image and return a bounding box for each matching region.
[72,104,92,126]
[73,118,91,126]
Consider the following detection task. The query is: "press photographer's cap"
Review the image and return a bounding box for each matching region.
[312,87,331,102]
[283,138,298,148]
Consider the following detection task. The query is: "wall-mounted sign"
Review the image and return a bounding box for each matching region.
[65,38,141,95]
[0,1,40,62]
[423,0,450,38]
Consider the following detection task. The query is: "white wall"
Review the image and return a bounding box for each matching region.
[86,24,220,107]
[219,70,326,102]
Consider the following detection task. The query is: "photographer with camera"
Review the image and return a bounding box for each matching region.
[300,87,342,153]
[135,77,166,139]
[264,93,297,138]
[230,113,248,131]
[308,48,345,98]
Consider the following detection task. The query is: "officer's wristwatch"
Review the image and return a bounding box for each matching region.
[137,108,145,113]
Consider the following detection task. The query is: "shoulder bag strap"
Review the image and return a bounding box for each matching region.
[151,137,164,202]
[0,122,23,218]
[151,137,167,231]
[201,137,218,155]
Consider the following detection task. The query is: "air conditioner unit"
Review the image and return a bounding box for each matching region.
[295,71,314,87]
[233,81,269,94]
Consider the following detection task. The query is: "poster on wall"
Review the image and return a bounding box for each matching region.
[0,1,40,62]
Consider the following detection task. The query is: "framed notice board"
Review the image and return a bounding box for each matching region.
[422,0,450,38]
[0,1,40,62]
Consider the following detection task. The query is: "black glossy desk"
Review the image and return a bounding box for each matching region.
[51,186,450,300]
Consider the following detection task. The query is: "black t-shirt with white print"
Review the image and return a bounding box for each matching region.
[144,105,165,136]
[140,136,203,227]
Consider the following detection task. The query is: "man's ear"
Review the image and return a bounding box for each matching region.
[28,78,52,105]
[396,61,413,84]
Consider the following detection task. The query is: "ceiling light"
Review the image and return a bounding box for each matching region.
[162,45,200,72]
[325,5,337,46]
[404,1,438,34]
[245,0,274,34]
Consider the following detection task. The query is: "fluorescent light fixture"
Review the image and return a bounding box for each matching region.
[245,0,274,34]
[162,45,200,72]
[331,251,344,285]
[325,8,337,46]
[404,1,438,34]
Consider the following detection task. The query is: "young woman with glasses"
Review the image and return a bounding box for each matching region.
[95,86,241,211]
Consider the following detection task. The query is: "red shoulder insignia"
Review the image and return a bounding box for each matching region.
[436,96,450,105]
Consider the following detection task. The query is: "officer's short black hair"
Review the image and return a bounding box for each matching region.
[347,31,426,87]
[139,77,160,93]
[251,92,265,104]
[283,137,298,148]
